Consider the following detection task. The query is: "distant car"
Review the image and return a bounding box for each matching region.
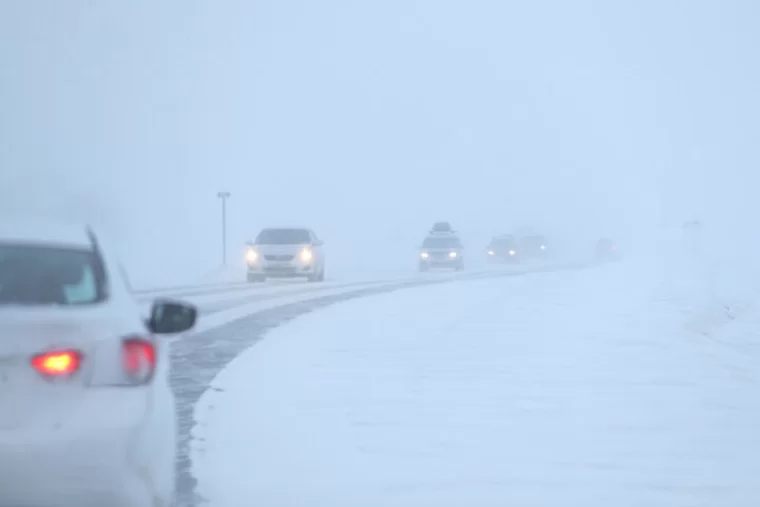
[486,234,520,262]
[419,232,464,271]
[245,227,325,282]
[521,234,548,258]
[0,220,197,507]
[596,237,620,260]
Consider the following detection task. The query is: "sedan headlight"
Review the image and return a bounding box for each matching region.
[300,248,314,262]
[245,248,258,263]
[420,251,430,259]
[449,251,458,258]
[487,250,495,256]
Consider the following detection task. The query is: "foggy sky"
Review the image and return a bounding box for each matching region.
[1,0,757,286]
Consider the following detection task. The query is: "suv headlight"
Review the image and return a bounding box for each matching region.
[300,248,314,262]
[245,248,258,263]
[449,251,458,258]
[420,252,429,259]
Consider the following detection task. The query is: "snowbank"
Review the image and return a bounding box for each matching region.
[650,221,760,338]
[192,259,760,506]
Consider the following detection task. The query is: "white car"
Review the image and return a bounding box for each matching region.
[245,227,326,282]
[0,220,197,507]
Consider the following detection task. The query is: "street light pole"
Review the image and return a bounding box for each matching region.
[217,191,231,266]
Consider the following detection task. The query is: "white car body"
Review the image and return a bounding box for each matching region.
[0,220,186,507]
[245,227,326,282]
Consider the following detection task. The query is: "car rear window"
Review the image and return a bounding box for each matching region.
[255,229,311,245]
[0,244,106,306]
[423,236,462,248]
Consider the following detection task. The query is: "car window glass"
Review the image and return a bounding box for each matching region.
[63,265,97,303]
[0,244,105,306]
[255,229,311,244]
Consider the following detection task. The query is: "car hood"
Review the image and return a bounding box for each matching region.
[422,247,462,254]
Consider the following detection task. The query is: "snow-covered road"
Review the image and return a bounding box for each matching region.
[192,260,760,507]
[167,260,591,506]
[142,262,588,326]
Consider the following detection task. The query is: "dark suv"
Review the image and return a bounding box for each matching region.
[486,235,520,262]
[419,233,464,271]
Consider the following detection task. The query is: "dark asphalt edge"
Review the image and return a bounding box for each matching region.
[170,260,598,506]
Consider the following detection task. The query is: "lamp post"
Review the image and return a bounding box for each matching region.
[217,191,231,265]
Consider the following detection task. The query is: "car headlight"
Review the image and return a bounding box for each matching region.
[540,245,546,250]
[245,248,258,263]
[420,251,429,259]
[449,251,457,258]
[487,250,495,256]
[300,248,314,262]
[509,249,516,256]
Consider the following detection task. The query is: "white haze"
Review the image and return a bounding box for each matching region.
[1,0,758,287]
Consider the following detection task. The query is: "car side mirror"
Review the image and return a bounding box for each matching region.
[147,299,198,335]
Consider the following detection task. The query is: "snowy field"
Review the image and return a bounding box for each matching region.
[192,257,760,507]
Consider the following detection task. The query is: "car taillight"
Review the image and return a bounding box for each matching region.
[31,350,81,377]
[122,337,156,384]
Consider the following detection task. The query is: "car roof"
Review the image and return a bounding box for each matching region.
[0,219,91,249]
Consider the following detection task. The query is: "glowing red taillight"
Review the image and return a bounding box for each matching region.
[31,350,81,376]
[122,337,156,383]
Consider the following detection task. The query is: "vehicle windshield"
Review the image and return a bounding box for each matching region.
[492,237,517,247]
[422,237,462,249]
[255,229,311,245]
[0,244,104,306]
